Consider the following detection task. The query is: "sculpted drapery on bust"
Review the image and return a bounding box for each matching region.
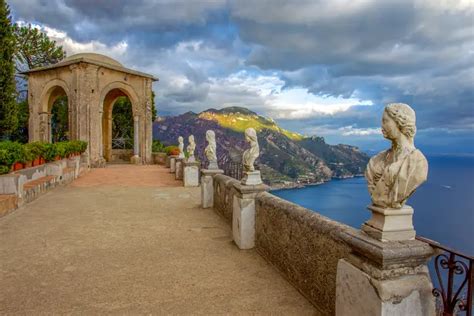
[204,130,218,167]
[365,103,428,209]
[242,128,259,172]
[178,136,185,158]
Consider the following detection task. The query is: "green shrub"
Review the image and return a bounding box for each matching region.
[164,145,179,156]
[152,140,165,153]
[0,141,25,165]
[0,165,10,175]
[42,143,57,162]
[25,142,47,159]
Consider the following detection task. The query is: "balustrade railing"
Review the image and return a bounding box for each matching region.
[112,137,133,149]
[417,236,473,316]
[223,161,243,180]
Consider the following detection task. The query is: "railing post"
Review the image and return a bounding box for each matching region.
[201,169,223,208]
[130,116,141,164]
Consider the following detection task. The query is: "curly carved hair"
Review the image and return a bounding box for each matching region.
[385,103,417,139]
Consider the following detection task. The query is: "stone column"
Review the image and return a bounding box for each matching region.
[201,168,224,208]
[183,160,200,187]
[232,182,269,250]
[335,230,435,316]
[169,155,178,173]
[130,115,141,164]
[175,157,184,180]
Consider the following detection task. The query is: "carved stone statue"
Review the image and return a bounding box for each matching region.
[205,130,218,169]
[187,135,196,162]
[365,103,428,209]
[178,136,185,158]
[242,128,259,172]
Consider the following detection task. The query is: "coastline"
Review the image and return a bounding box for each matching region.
[269,174,365,191]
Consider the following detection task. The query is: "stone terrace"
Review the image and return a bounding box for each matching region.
[0,165,317,314]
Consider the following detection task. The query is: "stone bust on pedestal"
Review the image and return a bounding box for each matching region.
[204,130,218,169]
[187,135,196,162]
[178,136,185,159]
[363,103,428,241]
[241,128,262,185]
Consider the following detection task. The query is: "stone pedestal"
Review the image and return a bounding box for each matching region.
[207,161,219,170]
[362,204,415,241]
[201,169,224,208]
[335,230,435,316]
[169,155,178,173]
[165,155,171,168]
[232,182,269,250]
[183,161,200,187]
[175,158,184,180]
[130,155,141,165]
[241,170,263,185]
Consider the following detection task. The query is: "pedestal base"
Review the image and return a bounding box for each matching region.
[232,182,269,249]
[336,259,434,316]
[175,158,184,180]
[130,155,141,165]
[362,205,416,241]
[201,169,224,208]
[241,170,262,185]
[207,161,219,170]
[169,156,178,173]
[184,161,200,187]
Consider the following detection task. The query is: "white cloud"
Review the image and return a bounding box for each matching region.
[339,126,381,136]
[17,21,129,60]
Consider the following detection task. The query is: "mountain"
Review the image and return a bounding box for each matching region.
[153,107,369,187]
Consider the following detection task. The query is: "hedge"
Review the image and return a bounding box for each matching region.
[0,140,88,175]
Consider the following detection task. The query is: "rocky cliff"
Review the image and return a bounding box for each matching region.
[153,107,369,186]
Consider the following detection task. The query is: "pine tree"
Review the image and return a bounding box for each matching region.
[0,0,18,139]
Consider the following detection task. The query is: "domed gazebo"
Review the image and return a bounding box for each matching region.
[21,53,158,166]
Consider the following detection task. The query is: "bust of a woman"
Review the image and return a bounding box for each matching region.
[204,130,218,169]
[178,136,185,158]
[187,135,196,162]
[242,128,259,172]
[365,103,428,209]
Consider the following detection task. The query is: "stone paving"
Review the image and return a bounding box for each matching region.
[0,164,316,314]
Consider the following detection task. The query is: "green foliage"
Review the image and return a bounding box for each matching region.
[112,96,133,148]
[164,145,179,156]
[0,165,9,174]
[199,110,303,141]
[0,141,24,165]
[13,23,66,72]
[51,96,69,142]
[10,99,29,142]
[152,140,165,153]
[0,140,88,173]
[0,0,18,138]
[151,91,157,122]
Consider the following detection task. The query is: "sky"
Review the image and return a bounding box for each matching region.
[8,0,474,154]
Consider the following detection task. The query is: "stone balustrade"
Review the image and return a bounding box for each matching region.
[0,156,89,217]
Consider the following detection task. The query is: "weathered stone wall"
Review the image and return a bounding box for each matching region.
[213,174,240,224]
[255,192,355,315]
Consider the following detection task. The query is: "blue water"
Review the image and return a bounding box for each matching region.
[272,156,474,255]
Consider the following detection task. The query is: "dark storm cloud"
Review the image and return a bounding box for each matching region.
[7,0,474,153]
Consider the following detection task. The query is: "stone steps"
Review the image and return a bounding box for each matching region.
[0,195,18,218]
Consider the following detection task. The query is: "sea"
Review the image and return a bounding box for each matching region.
[272,155,474,255]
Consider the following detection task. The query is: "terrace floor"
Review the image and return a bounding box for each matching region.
[0,164,316,314]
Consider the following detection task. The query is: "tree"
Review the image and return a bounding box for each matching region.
[13,23,66,73]
[151,91,157,122]
[112,96,134,149]
[0,0,18,139]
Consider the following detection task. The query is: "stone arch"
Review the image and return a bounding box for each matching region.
[37,79,71,142]
[24,53,157,167]
[100,81,141,162]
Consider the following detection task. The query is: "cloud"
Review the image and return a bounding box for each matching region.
[8,0,474,153]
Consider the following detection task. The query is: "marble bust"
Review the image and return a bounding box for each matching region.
[365,103,428,209]
[204,130,218,169]
[178,136,185,158]
[187,135,196,162]
[242,128,259,172]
